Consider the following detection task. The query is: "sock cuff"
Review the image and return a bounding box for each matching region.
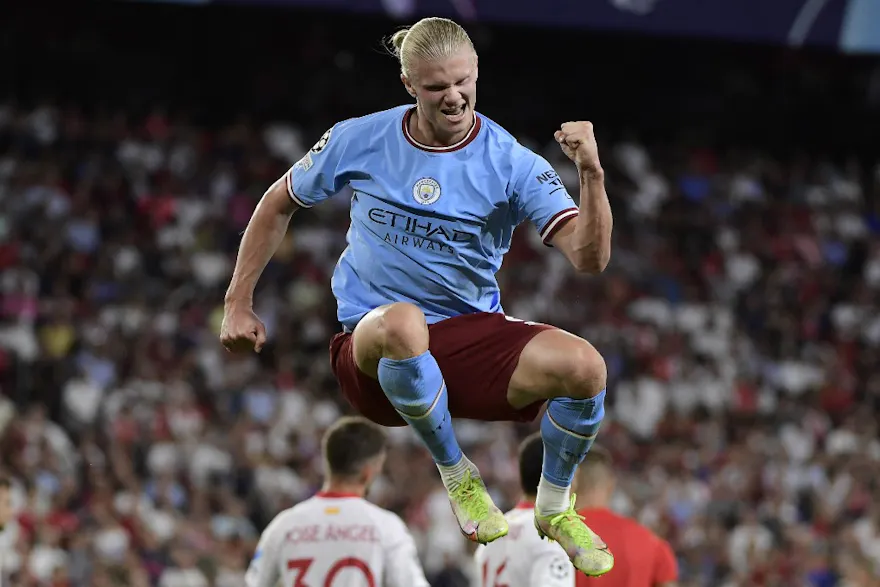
[546,390,606,437]
[579,388,607,404]
[548,388,606,413]
[378,350,434,370]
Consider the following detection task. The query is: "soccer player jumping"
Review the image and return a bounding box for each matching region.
[221,17,614,577]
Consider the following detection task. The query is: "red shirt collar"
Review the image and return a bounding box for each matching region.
[515,500,535,510]
[315,491,362,499]
[401,107,481,153]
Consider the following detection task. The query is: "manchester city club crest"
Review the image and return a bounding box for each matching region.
[412,177,441,205]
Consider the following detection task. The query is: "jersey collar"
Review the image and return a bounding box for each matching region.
[402,107,481,153]
[514,501,535,510]
[316,491,362,499]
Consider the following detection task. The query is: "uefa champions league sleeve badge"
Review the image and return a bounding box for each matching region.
[311,127,332,154]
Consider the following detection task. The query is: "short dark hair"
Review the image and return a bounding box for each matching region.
[518,433,544,496]
[575,445,614,488]
[581,445,613,468]
[322,416,388,478]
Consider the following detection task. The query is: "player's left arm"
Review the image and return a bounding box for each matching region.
[244,513,285,587]
[550,121,613,274]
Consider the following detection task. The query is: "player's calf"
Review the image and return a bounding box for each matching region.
[509,330,611,572]
[538,389,605,511]
[354,304,463,467]
[509,331,607,511]
[353,304,507,544]
[539,337,607,508]
[538,338,607,516]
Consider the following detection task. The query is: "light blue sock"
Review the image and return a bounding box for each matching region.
[378,351,463,467]
[540,389,606,486]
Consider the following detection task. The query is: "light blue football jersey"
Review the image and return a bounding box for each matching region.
[285,105,579,331]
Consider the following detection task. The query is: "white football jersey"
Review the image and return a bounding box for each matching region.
[474,503,574,587]
[246,492,429,587]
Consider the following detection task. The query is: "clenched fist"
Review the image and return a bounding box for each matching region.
[554,121,602,175]
[220,302,267,353]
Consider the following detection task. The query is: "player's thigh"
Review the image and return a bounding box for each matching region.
[428,313,551,422]
[507,329,607,408]
[351,302,430,377]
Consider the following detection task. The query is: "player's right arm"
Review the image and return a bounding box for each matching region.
[221,176,299,352]
[221,122,352,353]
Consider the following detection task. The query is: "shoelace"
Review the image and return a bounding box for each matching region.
[546,495,594,549]
[450,470,489,520]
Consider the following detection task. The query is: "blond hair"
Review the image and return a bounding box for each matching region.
[389,17,475,79]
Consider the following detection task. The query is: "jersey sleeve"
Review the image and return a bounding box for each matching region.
[529,550,576,587]
[511,150,579,247]
[284,120,354,208]
[653,536,678,583]
[244,512,285,587]
[382,514,430,587]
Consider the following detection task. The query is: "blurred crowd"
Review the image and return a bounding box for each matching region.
[1,69,880,587]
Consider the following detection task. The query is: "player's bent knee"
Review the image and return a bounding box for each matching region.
[376,302,430,360]
[562,343,607,399]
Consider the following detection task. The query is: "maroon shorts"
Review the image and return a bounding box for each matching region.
[329,312,555,427]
